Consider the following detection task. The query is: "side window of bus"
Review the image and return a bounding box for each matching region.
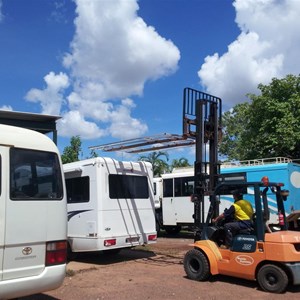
[163,179,173,197]
[10,148,63,200]
[184,178,194,196]
[174,177,194,197]
[108,175,149,199]
[66,176,90,203]
[174,178,181,197]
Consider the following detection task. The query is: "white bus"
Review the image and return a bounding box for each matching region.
[0,124,67,299]
[64,158,157,255]
[154,168,195,234]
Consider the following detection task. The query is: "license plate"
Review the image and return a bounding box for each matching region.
[126,236,140,243]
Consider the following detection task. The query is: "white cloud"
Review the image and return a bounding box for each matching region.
[67,83,113,122]
[24,0,180,141]
[25,72,70,115]
[57,110,105,139]
[108,98,148,139]
[63,0,180,99]
[198,0,300,107]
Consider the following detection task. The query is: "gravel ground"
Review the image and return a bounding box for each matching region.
[21,233,300,300]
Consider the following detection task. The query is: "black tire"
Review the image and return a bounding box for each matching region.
[257,264,288,293]
[183,249,210,281]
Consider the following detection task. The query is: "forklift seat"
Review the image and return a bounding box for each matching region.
[238,228,253,235]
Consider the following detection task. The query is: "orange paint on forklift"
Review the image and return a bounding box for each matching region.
[193,240,221,275]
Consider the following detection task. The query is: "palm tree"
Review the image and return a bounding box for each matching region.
[171,157,191,170]
[139,151,170,177]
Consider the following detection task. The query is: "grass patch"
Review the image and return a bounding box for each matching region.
[132,245,153,252]
[66,269,76,277]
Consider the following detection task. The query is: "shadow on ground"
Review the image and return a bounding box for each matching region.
[68,247,156,266]
[20,294,58,300]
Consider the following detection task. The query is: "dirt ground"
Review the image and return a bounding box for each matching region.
[22,232,300,300]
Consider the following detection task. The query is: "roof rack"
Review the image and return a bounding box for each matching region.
[89,133,195,154]
[221,157,292,168]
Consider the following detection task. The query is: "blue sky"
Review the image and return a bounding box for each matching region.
[1,0,300,164]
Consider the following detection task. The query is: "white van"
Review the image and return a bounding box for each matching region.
[64,158,157,254]
[0,124,67,299]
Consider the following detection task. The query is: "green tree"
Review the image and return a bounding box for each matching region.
[138,151,169,177]
[61,136,82,164]
[219,102,251,160]
[170,157,191,171]
[220,74,300,160]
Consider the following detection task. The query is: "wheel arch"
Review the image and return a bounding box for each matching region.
[193,245,219,275]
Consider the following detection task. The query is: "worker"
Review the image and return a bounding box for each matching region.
[212,190,254,249]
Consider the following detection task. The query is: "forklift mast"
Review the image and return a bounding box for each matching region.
[183,88,222,241]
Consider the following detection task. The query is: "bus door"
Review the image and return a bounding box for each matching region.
[162,178,177,225]
[173,176,194,223]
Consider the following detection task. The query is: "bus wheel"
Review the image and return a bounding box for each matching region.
[257,264,288,293]
[183,249,210,281]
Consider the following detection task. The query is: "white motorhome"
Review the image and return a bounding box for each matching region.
[0,125,67,299]
[64,158,157,254]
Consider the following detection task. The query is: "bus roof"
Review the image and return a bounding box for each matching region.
[63,157,152,170]
[0,124,58,153]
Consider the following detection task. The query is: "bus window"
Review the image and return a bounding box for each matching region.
[66,176,90,203]
[175,176,194,197]
[109,174,149,199]
[163,178,173,197]
[10,148,63,200]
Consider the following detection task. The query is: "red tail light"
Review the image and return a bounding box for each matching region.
[46,240,67,266]
[148,234,157,241]
[104,239,116,247]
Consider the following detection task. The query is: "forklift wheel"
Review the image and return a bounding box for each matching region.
[183,249,210,281]
[257,264,289,293]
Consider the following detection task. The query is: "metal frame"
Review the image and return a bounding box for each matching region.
[89,133,195,153]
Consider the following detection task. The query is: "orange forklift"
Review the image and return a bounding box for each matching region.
[182,88,300,293]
